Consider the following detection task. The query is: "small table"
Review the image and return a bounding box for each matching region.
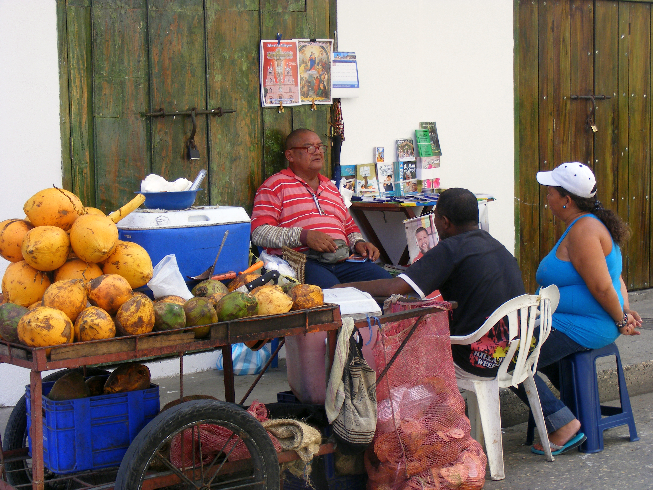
[349,201,435,266]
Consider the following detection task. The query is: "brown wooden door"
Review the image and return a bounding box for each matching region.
[58,0,335,215]
[516,0,652,292]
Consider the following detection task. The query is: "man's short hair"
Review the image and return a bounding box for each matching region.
[285,129,313,151]
[436,188,479,226]
[415,227,427,235]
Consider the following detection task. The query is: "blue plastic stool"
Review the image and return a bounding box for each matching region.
[558,342,639,453]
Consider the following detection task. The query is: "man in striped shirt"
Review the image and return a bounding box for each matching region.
[251,129,391,288]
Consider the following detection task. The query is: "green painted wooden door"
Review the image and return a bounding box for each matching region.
[516,0,653,292]
[58,0,336,215]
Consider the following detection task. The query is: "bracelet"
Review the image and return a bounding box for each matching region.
[615,313,628,329]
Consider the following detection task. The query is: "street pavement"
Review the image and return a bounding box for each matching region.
[1,289,652,488]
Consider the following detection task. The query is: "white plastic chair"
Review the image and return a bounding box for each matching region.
[450,284,560,480]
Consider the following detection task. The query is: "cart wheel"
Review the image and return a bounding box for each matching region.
[115,399,280,490]
[2,367,109,488]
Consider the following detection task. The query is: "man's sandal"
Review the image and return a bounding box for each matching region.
[531,432,587,455]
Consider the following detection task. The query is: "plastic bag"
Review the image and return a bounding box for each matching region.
[147,254,194,300]
[259,251,296,278]
[216,343,272,375]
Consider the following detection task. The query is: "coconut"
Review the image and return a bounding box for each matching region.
[290,284,324,310]
[69,214,119,263]
[104,363,151,394]
[17,306,74,353]
[183,297,218,339]
[54,258,103,285]
[21,225,71,272]
[1,261,51,307]
[115,294,155,336]
[0,303,29,343]
[251,284,293,316]
[157,295,187,306]
[101,240,153,289]
[42,279,87,323]
[83,207,106,217]
[0,219,34,262]
[74,306,116,342]
[23,187,84,231]
[153,302,186,331]
[214,291,258,321]
[87,274,133,315]
[191,279,229,297]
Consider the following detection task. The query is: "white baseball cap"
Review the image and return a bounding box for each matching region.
[536,162,597,198]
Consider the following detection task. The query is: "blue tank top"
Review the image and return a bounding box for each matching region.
[536,214,623,348]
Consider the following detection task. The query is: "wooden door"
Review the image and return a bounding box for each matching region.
[515,0,653,292]
[58,0,336,215]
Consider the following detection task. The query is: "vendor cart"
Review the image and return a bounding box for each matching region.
[0,304,444,490]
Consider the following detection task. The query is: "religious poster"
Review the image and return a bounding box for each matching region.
[260,40,301,107]
[297,39,333,105]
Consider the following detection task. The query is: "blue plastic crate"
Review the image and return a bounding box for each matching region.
[26,378,159,474]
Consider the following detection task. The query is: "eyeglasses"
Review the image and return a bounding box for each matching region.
[289,144,328,154]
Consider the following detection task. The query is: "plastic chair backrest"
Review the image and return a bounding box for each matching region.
[450,285,559,388]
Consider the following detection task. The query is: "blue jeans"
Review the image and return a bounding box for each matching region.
[512,328,589,433]
[303,258,392,289]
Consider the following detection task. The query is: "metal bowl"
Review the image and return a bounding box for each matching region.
[140,190,199,210]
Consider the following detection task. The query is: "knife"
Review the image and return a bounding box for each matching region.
[236,270,280,293]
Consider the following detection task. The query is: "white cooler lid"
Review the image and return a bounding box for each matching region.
[116,205,251,230]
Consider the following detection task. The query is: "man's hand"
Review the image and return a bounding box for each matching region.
[354,240,380,261]
[305,230,338,252]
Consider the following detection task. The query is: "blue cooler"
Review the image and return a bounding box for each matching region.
[117,206,251,280]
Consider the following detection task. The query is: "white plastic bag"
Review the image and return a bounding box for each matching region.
[147,255,194,300]
[216,343,272,375]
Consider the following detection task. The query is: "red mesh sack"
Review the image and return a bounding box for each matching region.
[366,297,487,489]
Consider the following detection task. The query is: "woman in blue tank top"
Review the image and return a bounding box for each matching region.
[521,163,642,456]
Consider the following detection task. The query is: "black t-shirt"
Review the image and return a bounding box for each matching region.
[400,229,525,377]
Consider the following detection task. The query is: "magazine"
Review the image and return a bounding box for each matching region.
[355,163,379,197]
[404,214,439,264]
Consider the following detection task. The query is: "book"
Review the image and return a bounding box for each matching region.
[419,122,442,156]
[393,161,403,196]
[376,162,394,196]
[355,163,379,197]
[402,161,418,194]
[374,147,385,164]
[396,138,415,162]
[415,129,433,157]
[340,164,357,192]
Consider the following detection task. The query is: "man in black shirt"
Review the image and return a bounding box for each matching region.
[335,188,525,378]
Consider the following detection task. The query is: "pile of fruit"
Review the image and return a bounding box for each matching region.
[0,186,325,353]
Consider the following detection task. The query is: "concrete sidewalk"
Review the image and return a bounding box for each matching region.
[1,289,652,488]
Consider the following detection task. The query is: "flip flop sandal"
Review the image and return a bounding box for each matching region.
[531,432,587,455]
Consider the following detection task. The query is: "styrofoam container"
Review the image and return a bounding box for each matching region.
[117,206,251,279]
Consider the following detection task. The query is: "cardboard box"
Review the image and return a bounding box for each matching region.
[117,206,251,279]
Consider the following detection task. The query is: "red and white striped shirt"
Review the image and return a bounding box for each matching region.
[251,168,360,253]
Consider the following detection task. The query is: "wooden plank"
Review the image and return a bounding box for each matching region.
[568,1,593,167]
[147,0,207,205]
[57,0,72,193]
[261,0,306,12]
[515,0,541,292]
[64,2,96,208]
[0,344,28,361]
[205,5,262,210]
[92,1,150,213]
[593,1,620,215]
[626,2,651,289]
[50,331,196,361]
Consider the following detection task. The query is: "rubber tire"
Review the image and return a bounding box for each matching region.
[115,399,280,490]
[2,367,109,488]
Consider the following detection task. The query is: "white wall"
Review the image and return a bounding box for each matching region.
[337,0,515,252]
[0,0,515,406]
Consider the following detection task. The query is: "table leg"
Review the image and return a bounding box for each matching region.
[348,207,392,264]
[29,371,44,490]
[221,345,235,403]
